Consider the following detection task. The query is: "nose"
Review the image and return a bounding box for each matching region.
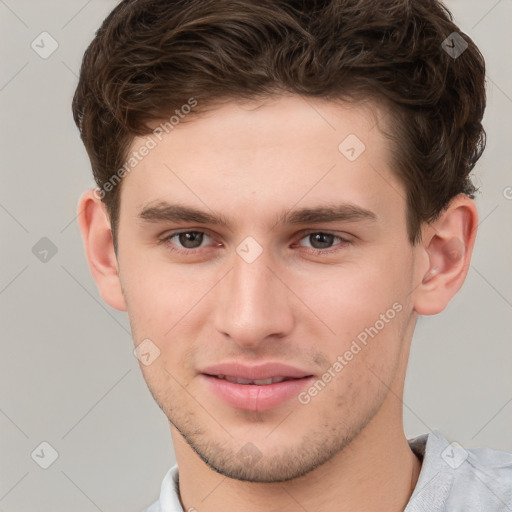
[213,246,295,349]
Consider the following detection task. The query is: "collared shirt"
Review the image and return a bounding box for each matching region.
[143,429,512,511]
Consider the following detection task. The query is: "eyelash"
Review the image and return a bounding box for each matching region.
[159,229,353,256]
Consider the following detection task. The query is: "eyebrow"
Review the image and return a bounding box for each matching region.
[137,201,378,228]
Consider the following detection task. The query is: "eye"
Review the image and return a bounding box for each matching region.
[159,229,353,256]
[296,231,352,253]
[161,230,217,252]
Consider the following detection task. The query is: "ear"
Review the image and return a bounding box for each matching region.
[413,194,478,316]
[77,189,127,311]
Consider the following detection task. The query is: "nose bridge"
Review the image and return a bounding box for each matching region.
[232,249,274,306]
[213,243,293,345]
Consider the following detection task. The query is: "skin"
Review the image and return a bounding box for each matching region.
[78,94,478,512]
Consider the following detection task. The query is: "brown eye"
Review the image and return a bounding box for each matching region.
[162,230,215,252]
[308,233,335,249]
[298,232,348,250]
[177,232,204,249]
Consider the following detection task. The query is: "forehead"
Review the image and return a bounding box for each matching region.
[119,95,404,230]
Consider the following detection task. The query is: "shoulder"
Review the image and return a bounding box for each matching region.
[406,430,512,512]
[453,444,512,508]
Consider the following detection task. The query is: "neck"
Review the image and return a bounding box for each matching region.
[171,404,422,512]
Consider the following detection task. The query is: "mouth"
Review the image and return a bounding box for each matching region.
[199,363,314,412]
[206,374,303,385]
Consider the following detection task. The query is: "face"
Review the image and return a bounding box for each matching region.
[116,95,421,482]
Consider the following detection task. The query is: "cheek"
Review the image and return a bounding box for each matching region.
[120,250,210,336]
[302,254,410,369]
[305,260,404,328]
[121,256,213,375]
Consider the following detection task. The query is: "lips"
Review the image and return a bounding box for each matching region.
[199,362,314,412]
[200,362,312,381]
[215,375,294,385]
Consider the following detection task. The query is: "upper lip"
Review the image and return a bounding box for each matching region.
[200,362,313,380]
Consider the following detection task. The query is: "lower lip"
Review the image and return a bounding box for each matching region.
[201,374,314,412]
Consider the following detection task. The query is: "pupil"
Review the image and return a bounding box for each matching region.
[179,232,203,248]
[311,233,333,249]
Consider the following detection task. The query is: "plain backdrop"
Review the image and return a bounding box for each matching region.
[0,1,511,511]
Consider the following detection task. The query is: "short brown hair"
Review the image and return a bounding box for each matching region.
[72,0,486,252]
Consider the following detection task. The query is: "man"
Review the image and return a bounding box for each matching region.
[73,0,511,510]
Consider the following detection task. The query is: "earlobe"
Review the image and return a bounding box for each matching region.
[413,194,478,316]
[77,189,127,311]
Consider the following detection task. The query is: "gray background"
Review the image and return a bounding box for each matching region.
[0,0,511,511]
